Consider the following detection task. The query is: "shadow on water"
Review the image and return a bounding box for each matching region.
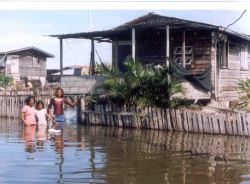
[2,111,250,183]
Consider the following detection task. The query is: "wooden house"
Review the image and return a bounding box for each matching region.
[0,47,54,87]
[51,13,250,106]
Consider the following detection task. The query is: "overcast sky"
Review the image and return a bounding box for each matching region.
[0,9,250,69]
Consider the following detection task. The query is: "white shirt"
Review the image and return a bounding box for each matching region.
[35,109,47,125]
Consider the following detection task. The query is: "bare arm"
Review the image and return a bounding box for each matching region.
[65,97,80,107]
[47,98,54,118]
[21,112,27,125]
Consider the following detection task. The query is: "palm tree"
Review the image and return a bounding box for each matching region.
[94,58,183,108]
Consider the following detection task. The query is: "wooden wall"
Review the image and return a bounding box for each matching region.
[170,30,211,73]
[136,29,166,65]
[19,55,47,78]
[218,38,250,102]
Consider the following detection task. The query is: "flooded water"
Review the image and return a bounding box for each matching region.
[2,109,250,183]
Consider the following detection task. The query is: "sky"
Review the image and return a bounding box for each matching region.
[0,8,250,69]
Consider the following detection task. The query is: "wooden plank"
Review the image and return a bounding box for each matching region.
[212,116,220,134]
[166,109,172,131]
[134,107,140,129]
[196,112,203,133]
[146,107,151,129]
[192,112,199,133]
[118,114,123,127]
[225,113,233,135]
[152,107,159,130]
[141,107,146,129]
[121,114,125,128]
[218,114,226,134]
[175,109,183,131]
[101,105,106,126]
[123,115,128,128]
[128,114,132,128]
[246,114,250,136]
[207,116,212,134]
[157,108,163,130]
[236,113,243,136]
[198,112,204,133]
[182,110,189,132]
[110,113,114,127]
[161,108,167,130]
[231,113,238,135]
[171,109,177,131]
[187,110,193,132]
[131,114,135,128]
[241,114,248,136]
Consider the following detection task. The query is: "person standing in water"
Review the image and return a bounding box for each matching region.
[35,100,53,140]
[21,96,37,152]
[48,87,79,129]
[21,96,36,126]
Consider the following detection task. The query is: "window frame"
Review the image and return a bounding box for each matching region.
[32,56,40,67]
[217,39,229,69]
[240,42,249,71]
[173,46,193,68]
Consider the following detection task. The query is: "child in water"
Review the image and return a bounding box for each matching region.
[35,100,60,136]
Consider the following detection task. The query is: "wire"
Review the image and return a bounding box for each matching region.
[226,10,247,29]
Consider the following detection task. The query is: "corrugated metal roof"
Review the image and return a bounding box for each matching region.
[113,12,217,30]
[50,12,250,42]
[5,46,54,58]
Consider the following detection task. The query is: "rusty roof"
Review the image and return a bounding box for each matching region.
[113,12,217,30]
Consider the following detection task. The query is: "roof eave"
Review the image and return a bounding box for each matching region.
[5,46,55,58]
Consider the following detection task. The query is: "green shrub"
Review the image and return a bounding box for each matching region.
[94,58,184,108]
[0,75,13,89]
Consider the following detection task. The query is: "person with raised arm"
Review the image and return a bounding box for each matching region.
[47,87,79,130]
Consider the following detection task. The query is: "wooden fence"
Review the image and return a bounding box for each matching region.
[0,96,51,117]
[83,104,250,136]
[0,89,54,96]
[0,96,26,117]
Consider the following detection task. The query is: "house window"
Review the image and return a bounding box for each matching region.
[217,40,228,68]
[32,57,40,67]
[173,46,193,67]
[241,42,248,70]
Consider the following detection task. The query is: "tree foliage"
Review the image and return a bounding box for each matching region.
[93,58,183,108]
[0,74,13,88]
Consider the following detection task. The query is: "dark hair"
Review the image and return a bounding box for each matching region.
[54,87,64,97]
[36,100,44,109]
[25,95,35,105]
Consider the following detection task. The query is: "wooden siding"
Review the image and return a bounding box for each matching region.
[170,30,211,73]
[210,34,216,98]
[19,55,47,78]
[219,39,250,101]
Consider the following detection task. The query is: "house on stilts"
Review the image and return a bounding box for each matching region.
[51,13,250,107]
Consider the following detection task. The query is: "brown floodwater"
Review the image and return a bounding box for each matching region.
[1,109,250,184]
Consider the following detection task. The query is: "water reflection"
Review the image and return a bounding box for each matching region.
[76,126,250,184]
[22,125,37,153]
[2,116,250,183]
